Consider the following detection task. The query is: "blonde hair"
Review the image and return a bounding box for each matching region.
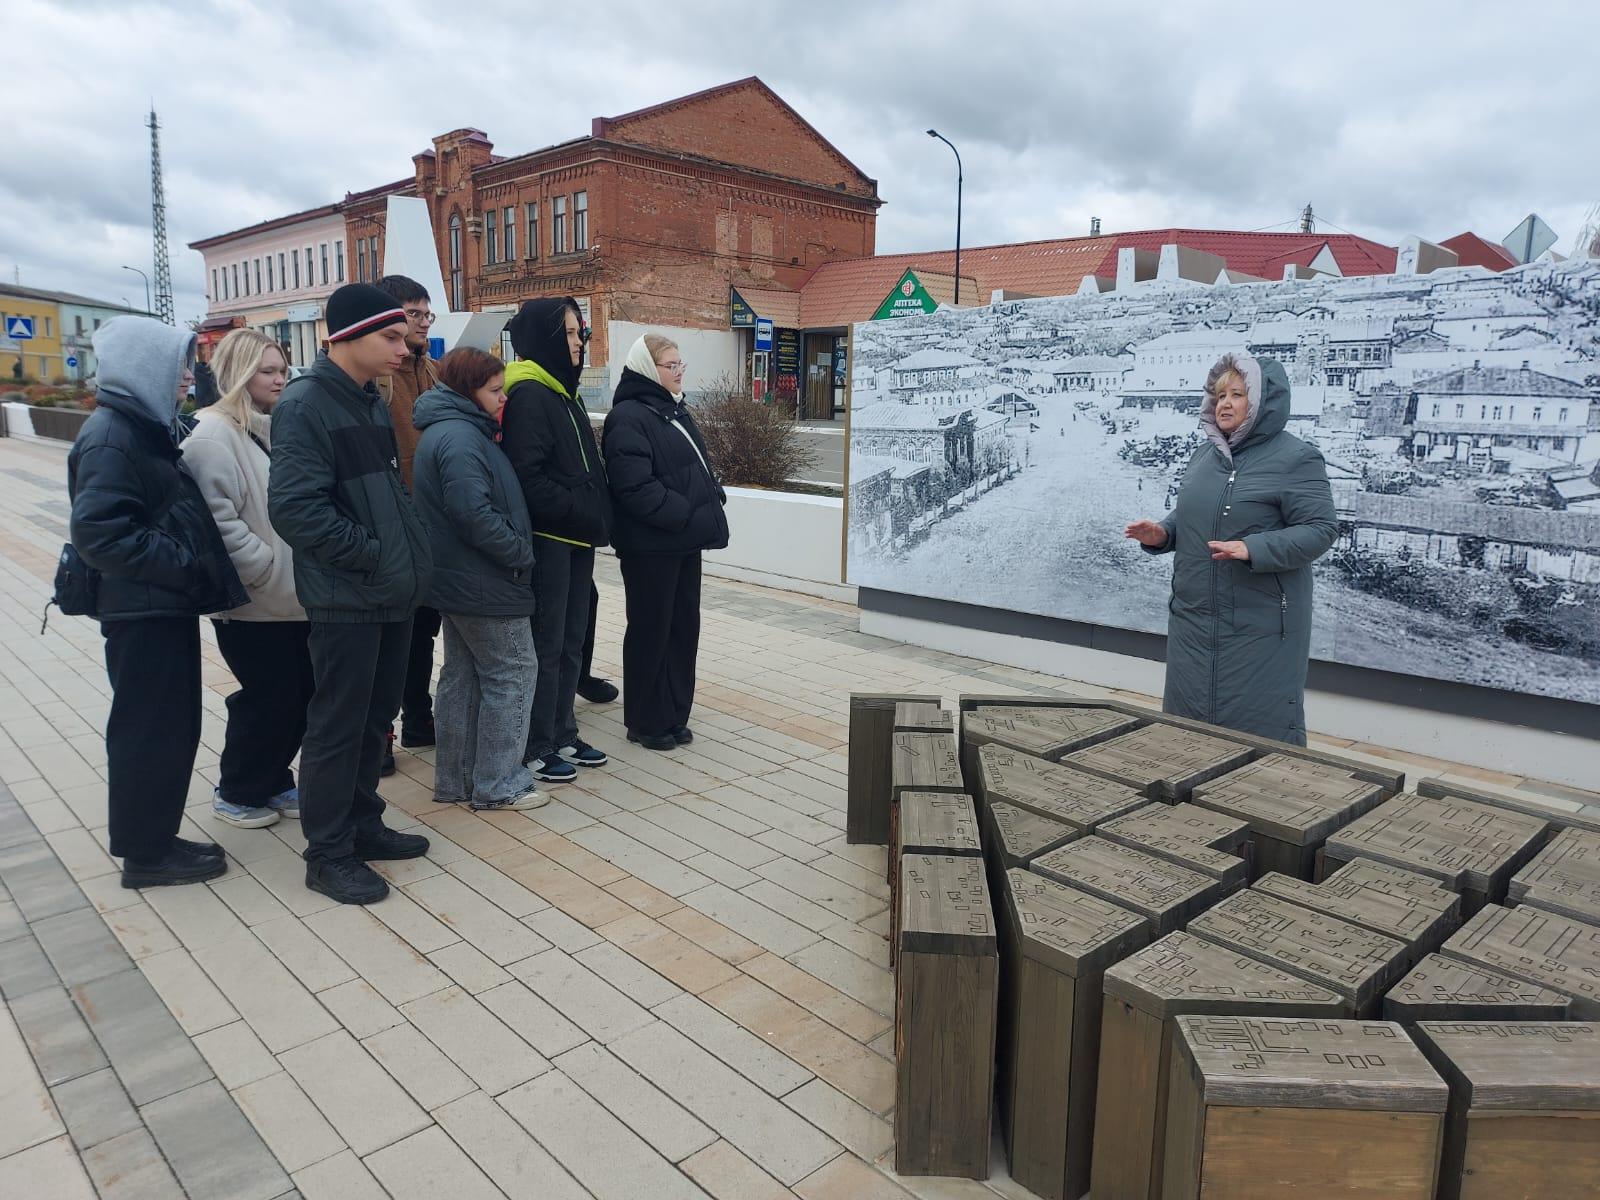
[210,329,287,429]
[644,334,678,364]
[1206,353,1247,401]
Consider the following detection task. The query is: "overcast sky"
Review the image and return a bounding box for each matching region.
[5,0,1596,326]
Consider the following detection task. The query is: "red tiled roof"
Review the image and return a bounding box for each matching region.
[1087,229,1397,280]
[733,286,801,328]
[1440,232,1519,272]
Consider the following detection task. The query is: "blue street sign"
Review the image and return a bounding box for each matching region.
[428,336,445,360]
[4,317,35,340]
[65,355,79,369]
[754,318,774,353]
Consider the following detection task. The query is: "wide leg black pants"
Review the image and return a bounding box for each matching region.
[619,552,702,737]
[212,620,314,806]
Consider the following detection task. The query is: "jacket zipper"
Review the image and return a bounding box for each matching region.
[1210,461,1236,722]
[1275,573,1287,640]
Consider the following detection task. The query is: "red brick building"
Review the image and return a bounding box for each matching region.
[340,77,879,400]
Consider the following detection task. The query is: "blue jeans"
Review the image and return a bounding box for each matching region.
[435,613,538,806]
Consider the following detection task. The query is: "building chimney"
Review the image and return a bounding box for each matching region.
[1521,360,1530,370]
[1090,216,1102,237]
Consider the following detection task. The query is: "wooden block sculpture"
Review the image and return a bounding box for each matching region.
[961,703,1140,780]
[976,743,1145,830]
[1162,1016,1449,1199]
[1060,723,1253,802]
[1322,792,1550,917]
[1091,931,1346,1200]
[1190,754,1386,880]
[847,692,939,845]
[984,801,1079,872]
[1032,836,1227,937]
[1254,862,1461,967]
[1440,903,1600,1018]
[1508,826,1600,925]
[1412,1020,1600,1200]
[891,792,980,968]
[894,853,998,1179]
[1098,802,1251,886]
[895,700,954,734]
[998,868,1148,1200]
[1383,952,1571,1023]
[1186,888,1412,1016]
[888,730,963,882]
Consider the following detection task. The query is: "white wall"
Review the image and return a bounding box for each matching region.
[606,322,740,406]
[859,608,1598,789]
[704,488,850,602]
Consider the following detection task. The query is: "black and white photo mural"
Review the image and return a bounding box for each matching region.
[845,258,1600,704]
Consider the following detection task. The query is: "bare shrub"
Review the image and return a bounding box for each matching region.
[692,373,817,489]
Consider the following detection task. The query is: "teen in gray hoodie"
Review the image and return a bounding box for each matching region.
[68,316,247,888]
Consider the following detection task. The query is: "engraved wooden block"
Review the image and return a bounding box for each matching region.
[1162,1016,1448,1200]
[849,692,939,845]
[895,700,954,734]
[984,801,1079,871]
[894,853,998,1178]
[1190,756,1385,881]
[999,868,1148,1200]
[891,793,981,969]
[1412,1020,1600,1200]
[1508,827,1600,926]
[976,743,1146,830]
[1254,866,1461,965]
[1186,888,1412,1015]
[889,731,963,882]
[1092,932,1346,1200]
[1061,723,1252,802]
[1032,835,1226,937]
[1383,953,1571,1023]
[963,703,1140,763]
[1098,803,1251,886]
[1440,903,1600,1019]
[1417,775,1600,836]
[1322,793,1550,917]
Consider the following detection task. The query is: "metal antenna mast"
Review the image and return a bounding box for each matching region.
[148,108,175,324]
[1299,203,1315,234]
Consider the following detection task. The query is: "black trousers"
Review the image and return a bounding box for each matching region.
[619,552,702,737]
[212,620,314,806]
[402,605,441,732]
[526,543,593,760]
[580,581,599,681]
[103,617,201,861]
[300,619,410,862]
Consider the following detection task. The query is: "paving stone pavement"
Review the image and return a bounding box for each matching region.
[1,434,1595,1199]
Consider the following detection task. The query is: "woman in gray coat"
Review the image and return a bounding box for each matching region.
[411,348,544,811]
[1125,354,1337,745]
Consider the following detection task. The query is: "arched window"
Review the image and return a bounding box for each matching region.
[448,213,463,310]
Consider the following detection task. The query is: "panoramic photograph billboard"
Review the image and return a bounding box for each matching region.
[846,259,1600,704]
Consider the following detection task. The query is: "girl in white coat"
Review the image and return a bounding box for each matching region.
[181,330,313,828]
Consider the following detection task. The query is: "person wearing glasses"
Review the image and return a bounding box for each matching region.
[501,297,613,782]
[602,334,728,751]
[374,275,443,772]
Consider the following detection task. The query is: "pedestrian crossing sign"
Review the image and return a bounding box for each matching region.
[4,317,34,340]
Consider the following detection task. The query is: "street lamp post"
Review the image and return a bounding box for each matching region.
[121,266,151,314]
[926,129,962,305]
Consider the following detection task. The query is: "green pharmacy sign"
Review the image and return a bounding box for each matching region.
[872,269,938,320]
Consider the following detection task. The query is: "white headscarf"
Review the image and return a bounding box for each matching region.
[623,334,681,401]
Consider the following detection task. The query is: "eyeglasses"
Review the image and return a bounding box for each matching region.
[404,310,435,325]
[659,360,686,372]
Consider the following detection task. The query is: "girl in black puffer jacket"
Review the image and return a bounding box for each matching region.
[601,334,728,750]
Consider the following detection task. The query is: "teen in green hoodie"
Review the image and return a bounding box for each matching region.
[500,298,613,782]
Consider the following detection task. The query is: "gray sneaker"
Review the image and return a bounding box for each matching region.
[212,788,280,829]
[472,788,547,812]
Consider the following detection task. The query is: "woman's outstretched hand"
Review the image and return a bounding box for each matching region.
[1124,520,1169,548]
[1208,540,1250,561]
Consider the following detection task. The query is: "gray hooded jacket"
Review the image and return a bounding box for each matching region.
[1145,355,1338,744]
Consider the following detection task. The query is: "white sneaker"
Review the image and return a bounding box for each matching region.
[472,788,547,812]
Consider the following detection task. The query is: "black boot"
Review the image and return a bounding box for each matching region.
[628,729,678,752]
[577,676,619,704]
[174,836,225,858]
[305,856,390,905]
[121,844,228,889]
[353,826,430,861]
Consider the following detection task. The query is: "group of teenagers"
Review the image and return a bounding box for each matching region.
[66,278,728,905]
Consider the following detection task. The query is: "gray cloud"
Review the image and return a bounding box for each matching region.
[4,0,1596,327]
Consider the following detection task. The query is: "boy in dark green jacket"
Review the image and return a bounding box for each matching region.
[269,284,434,904]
